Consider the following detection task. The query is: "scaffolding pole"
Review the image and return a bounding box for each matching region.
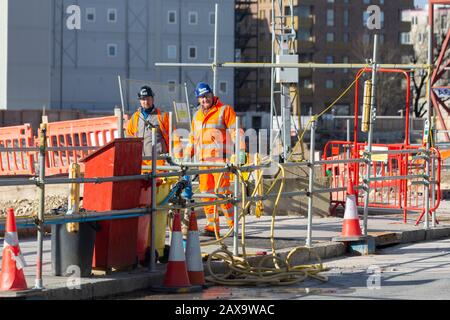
[362,34,379,236]
[155,62,429,70]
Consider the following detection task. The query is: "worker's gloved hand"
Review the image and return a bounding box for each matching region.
[181,175,193,200]
[238,151,247,165]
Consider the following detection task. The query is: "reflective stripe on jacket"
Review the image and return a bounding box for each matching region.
[185,97,245,161]
[126,107,169,156]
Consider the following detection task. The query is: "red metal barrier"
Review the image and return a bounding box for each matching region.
[322,68,442,223]
[0,124,35,176]
[323,141,441,222]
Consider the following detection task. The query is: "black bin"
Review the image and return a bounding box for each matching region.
[51,222,98,277]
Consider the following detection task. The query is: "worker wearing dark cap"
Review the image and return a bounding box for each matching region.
[126,86,170,167]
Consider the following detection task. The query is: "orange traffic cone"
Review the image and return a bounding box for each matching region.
[186,211,205,286]
[333,179,367,242]
[341,179,363,238]
[0,208,28,291]
[162,212,191,288]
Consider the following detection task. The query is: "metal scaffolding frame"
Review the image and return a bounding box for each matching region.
[154,2,430,162]
[0,114,439,289]
[1,0,441,291]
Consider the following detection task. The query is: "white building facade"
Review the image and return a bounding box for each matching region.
[0,0,235,112]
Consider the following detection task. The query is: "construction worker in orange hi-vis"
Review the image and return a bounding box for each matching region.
[185,82,246,237]
[126,85,182,170]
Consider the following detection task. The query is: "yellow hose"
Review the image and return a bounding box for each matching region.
[201,162,329,286]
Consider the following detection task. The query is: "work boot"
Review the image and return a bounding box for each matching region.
[201,228,219,238]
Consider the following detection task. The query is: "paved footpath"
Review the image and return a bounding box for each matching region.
[1,207,450,299]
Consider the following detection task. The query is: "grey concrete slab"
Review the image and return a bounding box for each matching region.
[0,207,449,299]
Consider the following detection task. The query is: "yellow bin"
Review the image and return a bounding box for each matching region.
[137,177,177,262]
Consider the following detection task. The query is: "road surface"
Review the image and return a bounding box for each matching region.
[116,238,450,300]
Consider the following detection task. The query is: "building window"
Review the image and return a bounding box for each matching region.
[342,56,349,73]
[401,10,410,22]
[298,29,311,41]
[209,12,215,25]
[168,10,177,24]
[327,9,334,26]
[343,32,349,43]
[299,53,313,62]
[235,49,241,62]
[327,0,335,3]
[400,32,411,44]
[219,81,228,94]
[168,81,176,93]
[107,9,117,23]
[189,11,198,25]
[326,80,334,89]
[167,45,177,59]
[326,32,335,42]
[296,5,311,18]
[333,104,350,114]
[86,8,96,22]
[326,56,334,73]
[188,46,197,59]
[252,116,262,129]
[363,11,383,27]
[363,33,370,44]
[107,44,117,57]
[209,47,214,60]
[363,11,370,26]
[343,10,349,27]
[301,78,312,89]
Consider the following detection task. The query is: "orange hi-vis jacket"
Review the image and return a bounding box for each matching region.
[126,107,183,161]
[126,107,169,155]
[185,97,245,162]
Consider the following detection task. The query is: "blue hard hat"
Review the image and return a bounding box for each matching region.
[195,82,213,98]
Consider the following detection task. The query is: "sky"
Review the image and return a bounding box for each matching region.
[414,0,428,8]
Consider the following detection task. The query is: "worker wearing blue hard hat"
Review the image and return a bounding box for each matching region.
[184,82,246,237]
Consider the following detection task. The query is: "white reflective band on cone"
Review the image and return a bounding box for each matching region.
[343,195,358,219]
[9,248,27,270]
[186,231,203,272]
[3,232,27,269]
[168,232,186,262]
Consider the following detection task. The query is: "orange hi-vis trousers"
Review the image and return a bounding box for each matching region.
[199,168,234,232]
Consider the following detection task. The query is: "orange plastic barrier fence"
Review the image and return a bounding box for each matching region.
[0,124,35,176]
[40,116,128,175]
[323,140,441,225]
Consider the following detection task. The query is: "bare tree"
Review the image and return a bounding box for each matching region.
[410,9,450,118]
